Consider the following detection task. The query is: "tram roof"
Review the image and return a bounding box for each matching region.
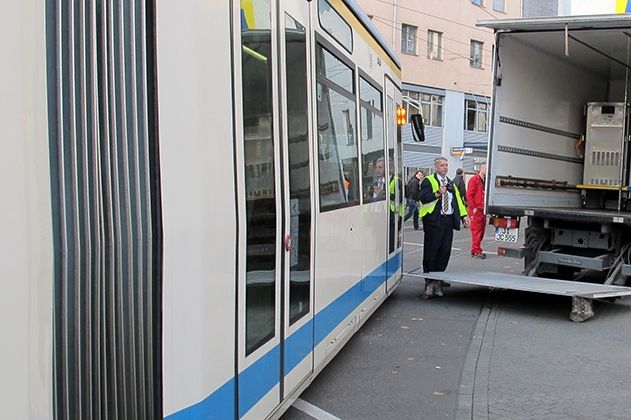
[343,0,401,70]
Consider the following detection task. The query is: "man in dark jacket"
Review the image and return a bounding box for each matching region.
[419,157,469,297]
[404,170,424,230]
[453,168,467,206]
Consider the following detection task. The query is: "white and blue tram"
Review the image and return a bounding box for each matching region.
[2,0,405,418]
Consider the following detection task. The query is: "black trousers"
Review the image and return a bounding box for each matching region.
[422,216,454,273]
[389,211,402,253]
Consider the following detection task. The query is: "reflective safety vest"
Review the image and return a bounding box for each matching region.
[389,176,405,217]
[419,175,467,218]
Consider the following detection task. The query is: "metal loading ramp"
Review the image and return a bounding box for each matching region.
[407,271,631,322]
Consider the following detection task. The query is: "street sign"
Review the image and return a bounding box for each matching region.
[450,147,473,155]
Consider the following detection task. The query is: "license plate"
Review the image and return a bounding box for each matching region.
[495,227,519,243]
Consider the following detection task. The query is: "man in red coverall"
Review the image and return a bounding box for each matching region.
[466,163,487,258]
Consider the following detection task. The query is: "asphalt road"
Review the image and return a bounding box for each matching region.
[282,222,631,420]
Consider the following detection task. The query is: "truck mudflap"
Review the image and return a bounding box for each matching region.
[406,271,631,322]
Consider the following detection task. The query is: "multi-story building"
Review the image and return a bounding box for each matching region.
[357,0,522,175]
[531,0,631,17]
[522,0,558,17]
[524,0,630,17]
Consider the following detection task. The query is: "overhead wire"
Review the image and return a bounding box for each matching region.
[472,1,503,20]
[371,0,496,34]
[370,15,493,64]
[371,14,495,56]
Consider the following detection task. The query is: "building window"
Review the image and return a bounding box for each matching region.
[465,99,489,133]
[401,24,417,55]
[493,0,505,12]
[471,0,482,5]
[402,90,444,128]
[403,90,420,118]
[470,40,483,68]
[427,30,442,60]
[421,93,444,127]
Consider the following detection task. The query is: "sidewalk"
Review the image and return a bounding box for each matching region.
[457,289,631,420]
[412,222,631,420]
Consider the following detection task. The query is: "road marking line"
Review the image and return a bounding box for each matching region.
[292,398,341,420]
[404,242,461,252]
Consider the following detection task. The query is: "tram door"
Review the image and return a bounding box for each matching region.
[236,1,313,418]
[278,0,315,402]
[385,78,403,291]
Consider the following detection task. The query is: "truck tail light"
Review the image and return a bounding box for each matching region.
[491,216,520,229]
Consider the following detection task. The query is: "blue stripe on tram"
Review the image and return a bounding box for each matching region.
[166,377,235,420]
[166,251,402,419]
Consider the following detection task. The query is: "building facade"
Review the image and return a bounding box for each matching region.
[557,0,631,16]
[522,0,558,17]
[524,0,630,17]
[357,0,522,175]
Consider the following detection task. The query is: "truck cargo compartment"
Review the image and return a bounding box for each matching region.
[480,16,631,215]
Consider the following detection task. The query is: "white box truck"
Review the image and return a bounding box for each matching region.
[411,15,631,321]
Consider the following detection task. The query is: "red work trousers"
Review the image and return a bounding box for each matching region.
[470,211,486,255]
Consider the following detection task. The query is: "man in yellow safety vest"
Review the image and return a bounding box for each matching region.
[388,160,404,251]
[419,157,469,297]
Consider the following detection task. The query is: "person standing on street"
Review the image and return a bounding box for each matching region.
[404,170,424,230]
[467,163,487,259]
[419,157,469,297]
[453,168,467,206]
[388,160,404,251]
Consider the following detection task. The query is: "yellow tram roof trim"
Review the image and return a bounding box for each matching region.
[326,0,402,78]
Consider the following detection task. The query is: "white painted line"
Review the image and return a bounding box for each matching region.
[404,242,462,252]
[292,398,341,420]
[403,242,423,247]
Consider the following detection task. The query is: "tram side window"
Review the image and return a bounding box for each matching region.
[359,77,385,203]
[285,13,311,325]
[316,44,359,211]
[241,0,276,356]
[317,0,353,53]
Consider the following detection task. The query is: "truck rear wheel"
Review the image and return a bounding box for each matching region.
[523,225,549,276]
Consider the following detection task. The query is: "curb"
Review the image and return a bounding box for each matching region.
[456,292,502,420]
